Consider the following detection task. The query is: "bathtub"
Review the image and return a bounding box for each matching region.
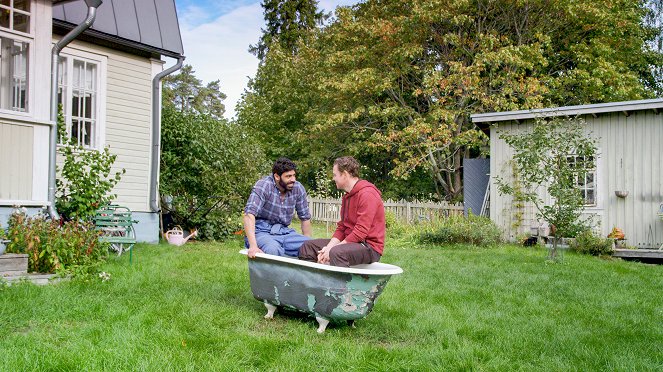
[239,249,403,333]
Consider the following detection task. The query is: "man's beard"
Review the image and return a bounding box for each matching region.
[279,179,295,190]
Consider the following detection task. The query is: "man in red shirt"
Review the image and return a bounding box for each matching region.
[299,156,385,267]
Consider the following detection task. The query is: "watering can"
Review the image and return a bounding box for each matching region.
[165,226,197,246]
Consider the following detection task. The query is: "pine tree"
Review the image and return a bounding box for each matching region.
[249,0,326,60]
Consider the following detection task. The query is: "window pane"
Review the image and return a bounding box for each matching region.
[72,118,80,143]
[83,121,92,146]
[85,63,95,90]
[0,8,9,29]
[0,36,28,112]
[83,92,93,118]
[13,13,27,33]
[14,0,30,12]
[0,1,10,7]
[73,60,84,88]
[586,190,595,204]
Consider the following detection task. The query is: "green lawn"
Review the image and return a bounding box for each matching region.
[1,230,661,370]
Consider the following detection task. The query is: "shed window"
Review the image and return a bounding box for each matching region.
[567,155,596,206]
[57,55,100,149]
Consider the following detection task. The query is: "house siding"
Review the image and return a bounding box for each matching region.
[0,122,34,200]
[490,110,663,248]
[58,40,154,213]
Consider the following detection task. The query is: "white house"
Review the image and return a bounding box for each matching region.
[0,0,184,242]
[471,99,663,248]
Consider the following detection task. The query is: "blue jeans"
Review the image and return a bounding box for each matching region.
[245,220,311,257]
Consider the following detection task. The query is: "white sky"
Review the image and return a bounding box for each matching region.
[174,0,356,120]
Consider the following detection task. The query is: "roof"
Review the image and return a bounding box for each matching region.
[471,98,663,124]
[52,0,184,58]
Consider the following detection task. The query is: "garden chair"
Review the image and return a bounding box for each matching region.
[94,205,138,263]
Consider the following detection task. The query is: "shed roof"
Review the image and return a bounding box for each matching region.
[52,0,184,58]
[471,98,663,124]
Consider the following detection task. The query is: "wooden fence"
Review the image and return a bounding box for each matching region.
[308,197,464,224]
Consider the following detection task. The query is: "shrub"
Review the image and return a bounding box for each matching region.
[56,106,124,222]
[417,214,502,247]
[569,230,614,256]
[6,212,108,275]
[160,105,269,240]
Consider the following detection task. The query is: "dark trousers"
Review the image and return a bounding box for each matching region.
[299,239,381,267]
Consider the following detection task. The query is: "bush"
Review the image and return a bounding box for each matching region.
[160,105,269,240]
[6,212,108,275]
[417,214,502,247]
[569,230,614,256]
[56,106,124,222]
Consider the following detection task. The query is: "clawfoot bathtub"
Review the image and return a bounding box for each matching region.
[240,249,403,333]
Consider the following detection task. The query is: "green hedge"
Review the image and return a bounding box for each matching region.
[417,214,502,247]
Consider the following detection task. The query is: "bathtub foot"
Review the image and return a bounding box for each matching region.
[347,320,356,328]
[315,316,330,333]
[264,302,277,319]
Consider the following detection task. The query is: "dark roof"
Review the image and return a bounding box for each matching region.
[52,0,184,58]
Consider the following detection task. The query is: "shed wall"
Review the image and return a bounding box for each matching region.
[490,111,663,248]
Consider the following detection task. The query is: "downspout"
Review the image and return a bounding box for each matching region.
[149,56,185,212]
[48,0,103,220]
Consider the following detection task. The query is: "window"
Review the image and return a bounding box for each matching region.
[0,0,30,113]
[567,155,596,206]
[58,55,100,148]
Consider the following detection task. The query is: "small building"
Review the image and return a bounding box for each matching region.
[471,98,663,248]
[0,0,184,242]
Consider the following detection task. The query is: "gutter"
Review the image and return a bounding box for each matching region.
[149,56,185,212]
[48,0,103,220]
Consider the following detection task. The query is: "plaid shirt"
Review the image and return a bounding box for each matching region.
[244,176,311,227]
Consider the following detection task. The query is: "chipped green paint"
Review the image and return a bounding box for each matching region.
[307,293,316,312]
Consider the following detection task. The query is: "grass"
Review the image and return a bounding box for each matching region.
[1,225,662,371]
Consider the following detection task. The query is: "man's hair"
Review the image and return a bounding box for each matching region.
[272,157,297,176]
[334,156,360,178]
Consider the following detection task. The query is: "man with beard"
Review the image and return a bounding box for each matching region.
[299,156,385,267]
[244,157,312,258]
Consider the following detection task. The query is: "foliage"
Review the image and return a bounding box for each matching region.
[250,0,325,60]
[56,107,124,222]
[238,0,662,201]
[160,105,269,240]
[162,64,227,119]
[570,230,615,256]
[418,214,502,247]
[497,117,598,260]
[5,212,108,275]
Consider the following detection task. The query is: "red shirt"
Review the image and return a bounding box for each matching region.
[333,180,385,255]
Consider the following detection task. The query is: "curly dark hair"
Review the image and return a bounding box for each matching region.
[334,156,360,178]
[272,157,297,176]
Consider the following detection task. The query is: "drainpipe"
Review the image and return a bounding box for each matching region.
[149,56,185,212]
[48,0,103,220]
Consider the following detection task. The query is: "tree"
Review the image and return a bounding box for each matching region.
[496,117,598,261]
[238,0,662,201]
[162,64,227,119]
[249,0,325,60]
[160,105,269,239]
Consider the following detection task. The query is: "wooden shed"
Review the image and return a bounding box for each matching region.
[471,98,663,248]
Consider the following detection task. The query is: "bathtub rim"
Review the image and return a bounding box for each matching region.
[239,249,403,275]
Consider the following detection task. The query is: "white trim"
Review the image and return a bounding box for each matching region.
[56,46,107,149]
[0,111,53,126]
[0,199,50,207]
[238,249,404,275]
[471,98,663,123]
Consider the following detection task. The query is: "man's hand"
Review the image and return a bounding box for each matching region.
[248,246,263,258]
[317,246,331,264]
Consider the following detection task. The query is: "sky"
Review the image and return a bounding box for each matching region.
[173,0,356,120]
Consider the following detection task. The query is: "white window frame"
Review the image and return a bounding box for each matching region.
[57,48,107,150]
[0,0,34,116]
[567,154,597,207]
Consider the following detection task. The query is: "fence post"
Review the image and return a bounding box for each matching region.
[406,201,411,223]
